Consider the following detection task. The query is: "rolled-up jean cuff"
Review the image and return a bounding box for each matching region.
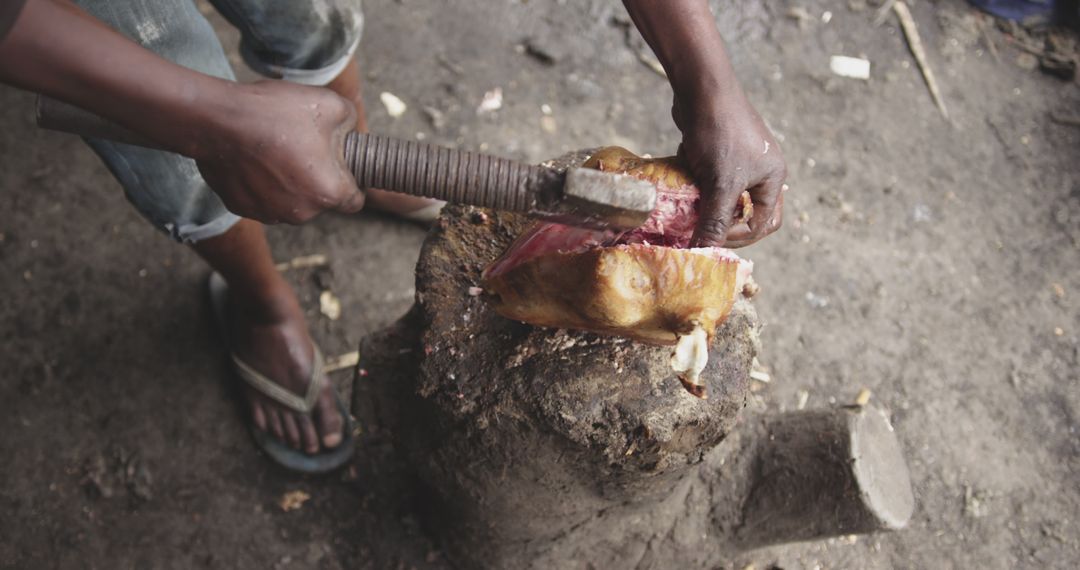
[240,33,361,86]
[170,212,243,244]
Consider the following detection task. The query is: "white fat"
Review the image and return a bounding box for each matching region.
[683,248,755,293]
[671,324,709,386]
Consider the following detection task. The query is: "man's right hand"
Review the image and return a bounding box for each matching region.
[0,0,365,226]
[193,81,365,225]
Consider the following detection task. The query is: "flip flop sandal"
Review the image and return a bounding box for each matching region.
[208,272,355,474]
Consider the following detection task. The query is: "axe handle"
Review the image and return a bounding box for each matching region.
[35,95,565,216]
[34,96,643,229]
[343,131,563,215]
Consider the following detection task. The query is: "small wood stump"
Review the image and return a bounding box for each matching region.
[356,153,913,569]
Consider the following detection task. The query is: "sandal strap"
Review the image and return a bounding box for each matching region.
[232,347,324,414]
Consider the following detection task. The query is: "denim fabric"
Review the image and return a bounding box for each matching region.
[75,0,364,243]
[212,0,364,85]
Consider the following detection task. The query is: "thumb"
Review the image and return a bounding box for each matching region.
[691,183,742,248]
[335,187,366,214]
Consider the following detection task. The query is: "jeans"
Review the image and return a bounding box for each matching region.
[75,0,364,243]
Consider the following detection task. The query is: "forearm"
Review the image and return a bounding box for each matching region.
[621,0,739,101]
[0,0,235,157]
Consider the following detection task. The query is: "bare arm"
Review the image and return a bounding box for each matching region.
[0,0,363,223]
[623,0,787,248]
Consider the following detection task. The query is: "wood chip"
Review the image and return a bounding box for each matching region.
[855,388,872,406]
[319,291,342,321]
[274,253,328,271]
[380,92,407,118]
[325,351,360,373]
[796,389,809,410]
[278,490,311,512]
[637,51,667,78]
[749,370,771,383]
[893,1,949,120]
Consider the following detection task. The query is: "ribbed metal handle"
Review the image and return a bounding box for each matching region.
[343,132,564,214]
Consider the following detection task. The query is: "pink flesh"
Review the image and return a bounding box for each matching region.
[618,180,699,248]
[484,177,750,281]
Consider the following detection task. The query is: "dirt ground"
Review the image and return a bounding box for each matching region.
[2,0,1078,568]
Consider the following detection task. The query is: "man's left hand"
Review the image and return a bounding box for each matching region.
[673,84,787,248]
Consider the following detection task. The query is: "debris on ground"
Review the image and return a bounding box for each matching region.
[787,6,815,29]
[477,88,503,114]
[893,1,949,119]
[963,484,992,518]
[796,389,810,410]
[319,290,342,321]
[637,51,667,77]
[380,92,408,118]
[1001,22,1078,81]
[805,291,830,308]
[750,358,771,384]
[830,55,871,79]
[423,106,447,130]
[275,254,328,272]
[80,446,153,502]
[278,490,311,512]
[855,388,872,406]
[518,37,561,66]
[325,351,360,373]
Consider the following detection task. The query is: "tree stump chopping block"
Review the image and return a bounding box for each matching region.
[357,151,759,568]
[355,152,913,569]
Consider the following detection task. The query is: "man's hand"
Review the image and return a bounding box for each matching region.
[0,0,364,225]
[674,86,786,248]
[194,81,364,224]
[622,0,788,248]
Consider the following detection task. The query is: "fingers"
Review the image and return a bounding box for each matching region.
[724,174,786,246]
[725,188,785,248]
[747,173,784,236]
[691,175,747,248]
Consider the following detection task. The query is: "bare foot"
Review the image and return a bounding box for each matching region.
[226,286,343,454]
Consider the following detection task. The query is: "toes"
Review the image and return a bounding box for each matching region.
[282,414,303,450]
[251,401,268,433]
[298,415,321,455]
[268,409,286,443]
[315,387,344,448]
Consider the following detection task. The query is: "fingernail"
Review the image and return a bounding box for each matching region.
[323,433,342,448]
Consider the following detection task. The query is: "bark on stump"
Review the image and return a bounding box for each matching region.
[356,153,914,569]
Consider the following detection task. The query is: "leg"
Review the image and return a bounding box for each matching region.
[76,0,343,455]
[192,220,342,453]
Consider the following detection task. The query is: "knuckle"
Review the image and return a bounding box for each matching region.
[773,162,789,182]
